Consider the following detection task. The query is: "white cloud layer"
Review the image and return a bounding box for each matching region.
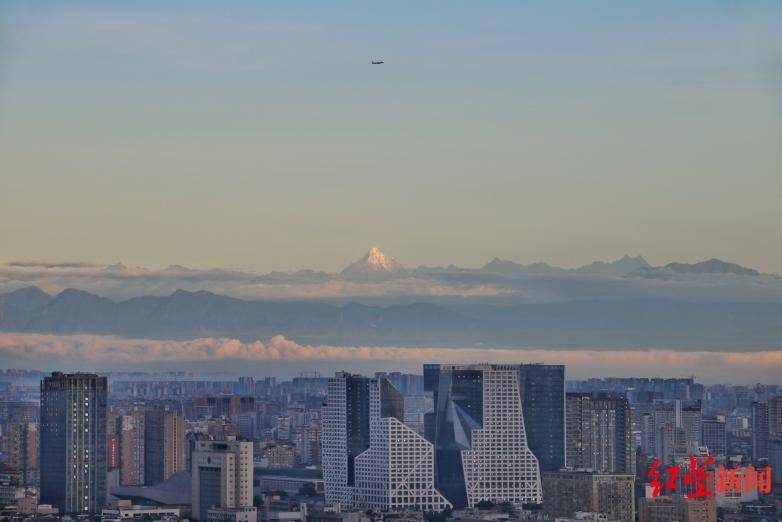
[0,332,780,384]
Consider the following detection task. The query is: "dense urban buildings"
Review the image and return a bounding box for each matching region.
[39,372,108,515]
[0,367,778,520]
[541,470,635,522]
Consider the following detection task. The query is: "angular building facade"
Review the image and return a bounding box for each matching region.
[354,379,451,511]
[40,372,108,515]
[323,372,449,512]
[423,364,544,508]
[323,373,371,509]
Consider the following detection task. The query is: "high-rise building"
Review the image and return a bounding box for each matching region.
[656,422,688,465]
[5,422,38,484]
[323,372,449,512]
[680,402,703,453]
[701,417,726,457]
[769,438,782,489]
[323,372,372,509]
[566,392,634,474]
[769,396,782,438]
[191,437,253,521]
[751,401,769,462]
[107,434,120,470]
[423,364,543,508]
[353,378,451,512]
[541,470,634,522]
[639,400,701,464]
[118,410,145,486]
[296,422,321,467]
[145,408,186,486]
[519,364,566,472]
[40,372,108,515]
[402,395,432,435]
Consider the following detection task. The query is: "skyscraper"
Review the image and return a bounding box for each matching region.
[323,372,449,512]
[118,410,145,486]
[752,401,769,462]
[323,372,372,509]
[354,378,451,512]
[701,417,726,457]
[423,364,543,508]
[40,372,108,515]
[566,392,634,474]
[769,396,782,438]
[6,422,38,484]
[145,407,186,486]
[520,364,566,472]
[191,437,253,521]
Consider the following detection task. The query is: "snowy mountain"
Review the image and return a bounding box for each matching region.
[340,247,408,280]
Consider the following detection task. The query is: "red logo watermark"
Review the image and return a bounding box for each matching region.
[648,455,772,497]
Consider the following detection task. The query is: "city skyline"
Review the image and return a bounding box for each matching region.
[2,0,782,519]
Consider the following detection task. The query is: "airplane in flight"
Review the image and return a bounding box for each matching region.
[371,60,384,65]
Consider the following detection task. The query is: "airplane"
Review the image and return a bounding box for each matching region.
[371,60,384,65]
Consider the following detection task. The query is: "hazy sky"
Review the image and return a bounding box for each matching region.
[2,1,781,273]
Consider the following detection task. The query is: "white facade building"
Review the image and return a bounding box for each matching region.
[323,376,353,509]
[354,380,451,511]
[460,366,542,506]
[323,373,450,512]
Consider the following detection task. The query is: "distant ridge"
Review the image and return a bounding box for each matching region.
[417,254,651,277]
[0,286,52,312]
[1,286,782,349]
[631,258,760,277]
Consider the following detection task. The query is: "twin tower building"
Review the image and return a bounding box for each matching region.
[323,363,565,512]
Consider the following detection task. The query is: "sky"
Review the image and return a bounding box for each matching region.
[2,1,782,273]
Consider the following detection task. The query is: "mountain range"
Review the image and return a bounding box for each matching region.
[2,284,781,349]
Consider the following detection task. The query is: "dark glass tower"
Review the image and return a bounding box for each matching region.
[519,364,565,472]
[424,363,552,508]
[345,375,371,487]
[424,364,482,507]
[40,372,108,515]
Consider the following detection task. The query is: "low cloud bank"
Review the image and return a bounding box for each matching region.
[7,260,101,269]
[0,333,780,383]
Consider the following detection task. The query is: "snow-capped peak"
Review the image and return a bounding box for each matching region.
[340,247,407,279]
[365,247,397,270]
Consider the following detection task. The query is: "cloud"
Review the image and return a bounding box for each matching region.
[7,260,101,269]
[0,264,514,300]
[0,333,780,384]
